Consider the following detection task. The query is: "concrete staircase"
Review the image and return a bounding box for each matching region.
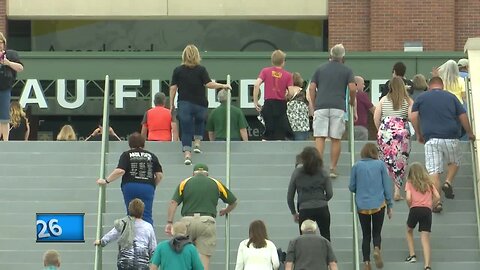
[0,141,478,269]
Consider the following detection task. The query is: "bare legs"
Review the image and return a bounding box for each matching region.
[0,123,9,141]
[314,136,341,172]
[406,227,431,269]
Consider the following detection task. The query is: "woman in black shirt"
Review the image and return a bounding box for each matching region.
[9,101,29,141]
[169,44,230,165]
[96,132,163,225]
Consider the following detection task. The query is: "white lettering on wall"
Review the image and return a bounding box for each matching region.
[240,79,263,109]
[370,79,388,102]
[150,80,160,108]
[115,79,140,108]
[20,79,48,108]
[57,79,86,109]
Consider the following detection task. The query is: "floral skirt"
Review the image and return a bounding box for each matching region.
[377,117,411,188]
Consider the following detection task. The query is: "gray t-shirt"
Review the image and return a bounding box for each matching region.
[311,61,354,111]
[285,233,337,270]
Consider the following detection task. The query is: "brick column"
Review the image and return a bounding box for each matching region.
[328,0,370,51]
[455,0,480,51]
[0,0,6,35]
[370,0,455,51]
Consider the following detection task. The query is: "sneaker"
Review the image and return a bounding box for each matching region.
[193,145,202,154]
[442,182,455,199]
[425,267,432,270]
[329,169,338,179]
[373,247,384,269]
[405,255,417,263]
[184,157,192,165]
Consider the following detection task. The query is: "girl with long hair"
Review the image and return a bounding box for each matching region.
[9,101,29,141]
[235,220,279,270]
[350,143,393,270]
[374,76,413,201]
[287,146,333,240]
[404,162,440,270]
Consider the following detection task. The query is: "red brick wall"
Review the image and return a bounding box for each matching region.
[455,0,480,51]
[329,0,479,51]
[0,0,6,35]
[329,0,370,51]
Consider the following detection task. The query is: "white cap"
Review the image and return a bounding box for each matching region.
[458,58,469,67]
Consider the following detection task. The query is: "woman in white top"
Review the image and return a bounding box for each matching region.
[235,220,280,270]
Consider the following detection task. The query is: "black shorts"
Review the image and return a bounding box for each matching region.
[407,207,432,232]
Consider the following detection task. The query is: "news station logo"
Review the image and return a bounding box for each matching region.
[36,213,85,243]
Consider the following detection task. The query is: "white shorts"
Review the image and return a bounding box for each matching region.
[313,109,346,139]
[425,138,461,174]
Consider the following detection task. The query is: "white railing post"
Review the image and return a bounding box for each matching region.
[94,75,110,270]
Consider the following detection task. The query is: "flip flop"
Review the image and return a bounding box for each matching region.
[432,203,443,213]
[442,182,455,199]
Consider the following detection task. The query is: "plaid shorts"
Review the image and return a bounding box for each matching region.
[425,138,461,174]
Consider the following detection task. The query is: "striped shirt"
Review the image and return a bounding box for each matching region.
[382,98,409,119]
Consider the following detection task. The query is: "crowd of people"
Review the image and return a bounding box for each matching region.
[23,42,474,270]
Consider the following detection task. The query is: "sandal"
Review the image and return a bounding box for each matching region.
[425,266,432,270]
[432,203,443,213]
[442,182,455,199]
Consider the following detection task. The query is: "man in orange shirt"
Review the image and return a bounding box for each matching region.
[141,92,178,141]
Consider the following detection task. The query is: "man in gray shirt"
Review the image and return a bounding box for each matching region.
[308,44,356,178]
[285,219,338,270]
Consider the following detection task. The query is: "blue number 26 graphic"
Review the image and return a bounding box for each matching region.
[36,213,85,242]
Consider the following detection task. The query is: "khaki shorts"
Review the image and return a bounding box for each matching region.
[180,214,216,256]
[313,109,346,139]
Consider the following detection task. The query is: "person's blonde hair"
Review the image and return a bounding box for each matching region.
[412,74,427,90]
[56,125,77,141]
[0,32,7,45]
[293,72,304,87]
[300,219,318,233]
[43,250,60,267]
[182,44,201,67]
[407,162,433,194]
[271,50,286,66]
[438,59,461,91]
[10,101,26,128]
[387,77,408,110]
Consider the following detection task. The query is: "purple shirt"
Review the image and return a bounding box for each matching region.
[354,91,373,128]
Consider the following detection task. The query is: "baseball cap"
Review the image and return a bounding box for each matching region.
[458,58,469,67]
[193,163,209,172]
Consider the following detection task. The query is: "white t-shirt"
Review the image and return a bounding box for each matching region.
[235,239,280,270]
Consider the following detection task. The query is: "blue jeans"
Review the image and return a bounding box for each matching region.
[293,131,309,141]
[121,182,155,225]
[177,100,207,151]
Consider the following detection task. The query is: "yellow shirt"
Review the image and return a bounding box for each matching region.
[445,77,465,104]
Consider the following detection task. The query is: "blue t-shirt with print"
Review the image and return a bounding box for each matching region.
[411,89,466,141]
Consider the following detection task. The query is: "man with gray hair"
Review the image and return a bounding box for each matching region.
[150,222,204,270]
[141,92,179,141]
[285,219,338,270]
[43,250,61,269]
[309,43,356,178]
[206,89,249,141]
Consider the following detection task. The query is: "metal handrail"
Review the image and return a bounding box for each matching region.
[349,103,361,270]
[465,78,480,251]
[225,74,232,270]
[94,75,110,270]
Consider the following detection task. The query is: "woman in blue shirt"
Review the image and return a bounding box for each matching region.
[350,143,393,270]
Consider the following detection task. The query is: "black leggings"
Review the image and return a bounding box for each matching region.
[298,206,331,241]
[358,207,385,262]
[262,99,289,140]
